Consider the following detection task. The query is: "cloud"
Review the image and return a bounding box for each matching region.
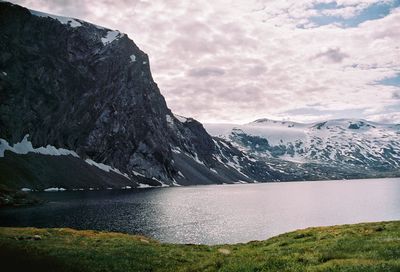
[187,67,225,77]
[367,112,400,123]
[321,5,365,19]
[9,0,400,124]
[314,47,350,63]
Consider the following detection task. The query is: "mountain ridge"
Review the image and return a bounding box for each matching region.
[205,118,400,180]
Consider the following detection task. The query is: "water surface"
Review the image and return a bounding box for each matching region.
[1,178,399,244]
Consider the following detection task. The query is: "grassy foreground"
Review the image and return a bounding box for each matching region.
[0,222,399,272]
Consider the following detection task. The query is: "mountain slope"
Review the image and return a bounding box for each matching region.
[205,118,400,180]
[0,2,268,190]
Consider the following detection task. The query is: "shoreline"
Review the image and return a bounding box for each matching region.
[7,175,400,194]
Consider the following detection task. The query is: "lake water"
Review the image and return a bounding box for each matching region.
[1,178,399,245]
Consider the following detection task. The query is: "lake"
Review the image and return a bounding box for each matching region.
[1,178,399,245]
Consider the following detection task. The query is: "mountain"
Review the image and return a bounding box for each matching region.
[205,118,400,181]
[1,2,398,191]
[0,2,271,190]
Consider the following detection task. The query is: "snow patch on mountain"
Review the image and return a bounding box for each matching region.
[174,114,188,123]
[101,30,123,45]
[205,119,400,168]
[132,170,146,177]
[85,159,130,179]
[0,135,131,180]
[0,135,79,158]
[166,114,174,126]
[30,10,82,28]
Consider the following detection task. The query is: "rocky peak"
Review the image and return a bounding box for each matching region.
[0,2,175,181]
[0,2,269,189]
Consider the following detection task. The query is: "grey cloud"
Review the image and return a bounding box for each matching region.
[178,20,212,35]
[283,107,367,119]
[187,67,225,77]
[10,0,400,123]
[246,65,267,77]
[314,48,349,63]
[167,36,219,56]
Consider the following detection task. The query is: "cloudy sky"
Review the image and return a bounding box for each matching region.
[11,0,400,124]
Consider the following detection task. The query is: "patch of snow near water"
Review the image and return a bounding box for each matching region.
[30,10,82,28]
[151,177,169,187]
[137,183,154,189]
[171,178,182,187]
[20,188,32,192]
[44,187,66,192]
[233,180,247,184]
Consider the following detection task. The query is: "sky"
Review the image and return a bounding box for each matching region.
[10,0,400,124]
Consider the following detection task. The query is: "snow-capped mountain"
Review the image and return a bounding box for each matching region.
[205,118,400,180]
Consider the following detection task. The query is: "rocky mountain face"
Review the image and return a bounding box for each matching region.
[0,2,269,190]
[205,119,400,181]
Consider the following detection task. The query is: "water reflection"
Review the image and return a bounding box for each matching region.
[0,178,399,244]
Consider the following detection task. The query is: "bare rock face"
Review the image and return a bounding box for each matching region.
[0,2,266,189]
[0,2,185,182]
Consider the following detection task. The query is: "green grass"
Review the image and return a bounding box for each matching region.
[0,221,399,272]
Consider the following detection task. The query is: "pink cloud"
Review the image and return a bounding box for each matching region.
[9,0,400,123]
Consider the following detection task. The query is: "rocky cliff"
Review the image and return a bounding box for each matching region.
[0,2,266,190]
